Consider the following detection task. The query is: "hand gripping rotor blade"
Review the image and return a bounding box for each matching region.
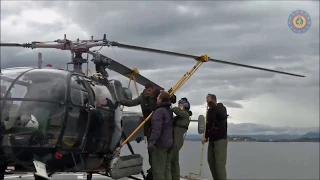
[88,51,164,90]
[109,41,305,77]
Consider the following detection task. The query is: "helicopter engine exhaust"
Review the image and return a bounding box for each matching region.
[109,154,143,179]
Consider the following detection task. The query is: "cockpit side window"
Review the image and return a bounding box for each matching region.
[90,85,115,109]
[70,75,89,106]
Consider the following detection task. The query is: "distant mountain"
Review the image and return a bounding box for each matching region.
[300,131,320,139]
[185,131,320,141]
[226,123,319,135]
[232,134,301,140]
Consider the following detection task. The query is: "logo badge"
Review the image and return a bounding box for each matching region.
[288,10,311,34]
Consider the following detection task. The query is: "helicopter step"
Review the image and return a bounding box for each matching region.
[108,154,143,179]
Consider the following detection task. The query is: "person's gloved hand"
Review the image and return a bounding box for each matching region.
[147,140,156,152]
[170,94,177,104]
[136,137,143,143]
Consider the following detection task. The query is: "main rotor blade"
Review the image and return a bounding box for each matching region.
[109,60,164,90]
[88,51,164,90]
[0,43,24,47]
[110,41,305,78]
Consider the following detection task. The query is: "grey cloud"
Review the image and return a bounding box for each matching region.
[1,1,319,118]
[222,101,244,108]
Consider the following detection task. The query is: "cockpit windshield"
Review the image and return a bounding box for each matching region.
[0,69,67,148]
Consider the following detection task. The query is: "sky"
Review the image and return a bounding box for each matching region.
[1,1,319,135]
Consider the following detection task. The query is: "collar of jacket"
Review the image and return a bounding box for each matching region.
[156,102,172,108]
[207,101,215,108]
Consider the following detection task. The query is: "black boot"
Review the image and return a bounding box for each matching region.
[146,170,153,180]
[0,164,6,180]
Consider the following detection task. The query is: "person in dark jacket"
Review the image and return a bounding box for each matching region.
[166,98,192,180]
[120,83,176,138]
[148,90,174,180]
[120,83,176,178]
[202,94,228,180]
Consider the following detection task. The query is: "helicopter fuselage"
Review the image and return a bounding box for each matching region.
[0,67,144,177]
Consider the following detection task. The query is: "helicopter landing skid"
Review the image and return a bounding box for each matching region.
[122,132,146,180]
[109,154,143,179]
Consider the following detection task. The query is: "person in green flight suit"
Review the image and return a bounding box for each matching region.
[119,83,176,179]
[202,94,228,180]
[165,97,192,180]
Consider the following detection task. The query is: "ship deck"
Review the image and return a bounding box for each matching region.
[5,173,208,180]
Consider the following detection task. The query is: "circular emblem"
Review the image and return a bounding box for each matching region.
[288,10,311,34]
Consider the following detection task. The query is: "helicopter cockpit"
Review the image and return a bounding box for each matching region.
[0,68,67,148]
[0,67,128,155]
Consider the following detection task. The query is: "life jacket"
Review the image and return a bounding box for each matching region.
[206,102,228,141]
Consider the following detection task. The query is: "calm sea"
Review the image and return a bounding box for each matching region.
[121,141,320,180]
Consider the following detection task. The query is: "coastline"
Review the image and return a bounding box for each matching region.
[185,137,320,142]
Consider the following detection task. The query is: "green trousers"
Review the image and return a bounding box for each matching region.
[147,138,152,173]
[166,146,180,180]
[207,139,228,180]
[150,146,172,180]
[166,128,186,180]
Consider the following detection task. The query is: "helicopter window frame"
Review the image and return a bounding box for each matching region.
[69,75,92,107]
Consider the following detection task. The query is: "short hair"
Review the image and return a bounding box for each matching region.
[208,93,217,102]
[159,91,170,102]
[145,83,154,89]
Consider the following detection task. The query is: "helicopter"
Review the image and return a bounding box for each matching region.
[0,34,305,180]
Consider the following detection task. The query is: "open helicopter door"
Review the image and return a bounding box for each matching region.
[122,111,144,143]
[107,79,145,179]
[108,79,145,143]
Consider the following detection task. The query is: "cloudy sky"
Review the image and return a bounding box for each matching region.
[1,1,319,135]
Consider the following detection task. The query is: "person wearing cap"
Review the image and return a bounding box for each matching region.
[202,94,228,180]
[166,97,193,180]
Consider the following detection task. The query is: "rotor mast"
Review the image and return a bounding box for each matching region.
[0,34,109,74]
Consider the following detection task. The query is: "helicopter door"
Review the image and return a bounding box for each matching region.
[61,75,91,149]
[85,84,116,154]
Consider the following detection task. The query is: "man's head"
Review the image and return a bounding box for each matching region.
[144,83,154,97]
[178,97,190,110]
[157,90,170,104]
[206,94,217,104]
